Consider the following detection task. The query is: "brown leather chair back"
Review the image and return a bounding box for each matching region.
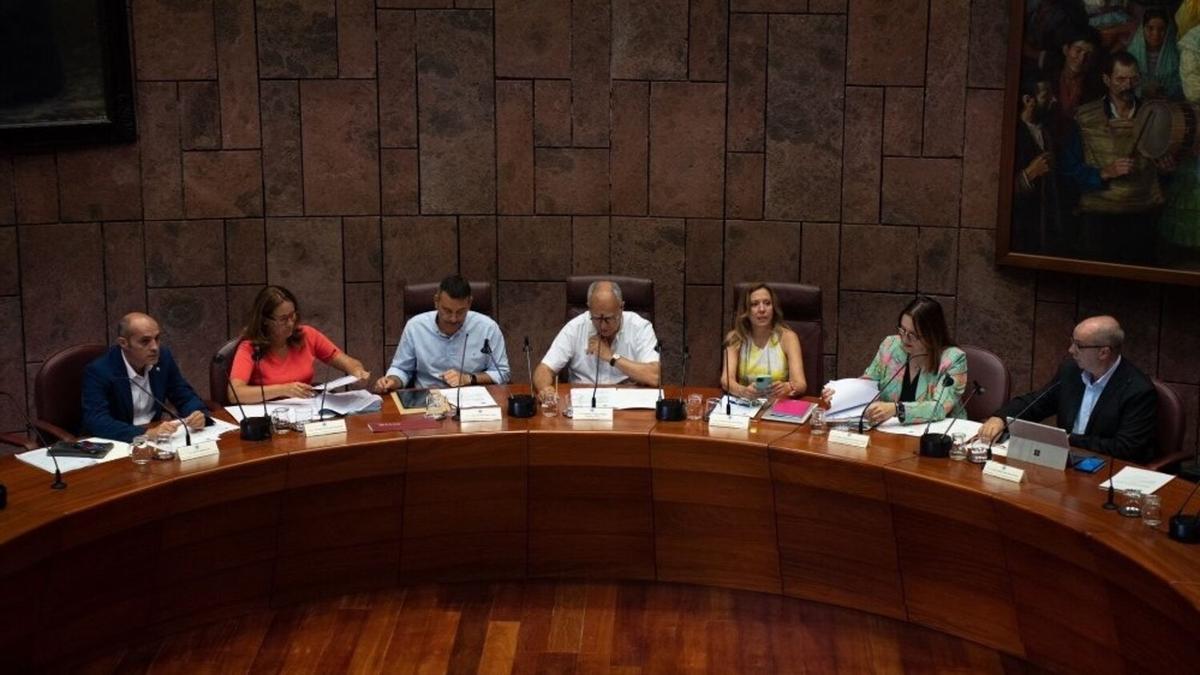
[210,337,242,406]
[403,281,493,324]
[732,282,823,390]
[1152,378,1184,466]
[34,344,107,436]
[959,344,1012,422]
[565,276,654,323]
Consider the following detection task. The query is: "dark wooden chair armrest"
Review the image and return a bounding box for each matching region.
[31,419,76,443]
[0,431,37,451]
[1145,449,1194,473]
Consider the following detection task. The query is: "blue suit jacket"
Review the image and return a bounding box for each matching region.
[81,346,210,442]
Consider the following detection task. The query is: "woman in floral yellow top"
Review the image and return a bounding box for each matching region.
[859,296,967,426]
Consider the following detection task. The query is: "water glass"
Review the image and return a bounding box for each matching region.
[1118,489,1143,518]
[704,397,721,420]
[967,441,989,464]
[1141,493,1162,528]
[293,406,314,429]
[949,432,968,461]
[540,391,559,417]
[151,426,175,460]
[130,435,153,465]
[809,407,827,436]
[686,393,704,420]
[270,407,293,434]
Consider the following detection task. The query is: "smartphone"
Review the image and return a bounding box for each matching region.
[1073,456,1105,473]
[754,376,772,393]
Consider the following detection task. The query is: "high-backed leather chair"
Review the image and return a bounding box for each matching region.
[1147,378,1189,472]
[29,344,108,442]
[731,282,823,390]
[402,281,493,324]
[209,337,242,407]
[565,276,654,323]
[959,345,1012,422]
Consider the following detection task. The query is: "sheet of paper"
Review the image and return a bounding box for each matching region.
[567,388,686,410]
[715,395,765,418]
[823,378,878,416]
[17,437,131,474]
[224,390,381,421]
[313,374,360,392]
[874,417,982,438]
[1099,466,1174,494]
[434,386,499,409]
[168,418,239,445]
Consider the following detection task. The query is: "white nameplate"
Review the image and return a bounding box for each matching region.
[828,429,870,448]
[304,419,347,437]
[983,460,1025,483]
[460,407,503,423]
[708,413,750,430]
[177,440,219,462]
[573,406,614,422]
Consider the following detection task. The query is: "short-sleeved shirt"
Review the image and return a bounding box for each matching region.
[229,325,340,386]
[385,310,510,388]
[541,311,659,384]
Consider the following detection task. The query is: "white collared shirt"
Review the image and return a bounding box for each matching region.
[1073,356,1121,435]
[123,352,155,426]
[540,311,659,384]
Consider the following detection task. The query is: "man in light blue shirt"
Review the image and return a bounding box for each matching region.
[374,275,510,391]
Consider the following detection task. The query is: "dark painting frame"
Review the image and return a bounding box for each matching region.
[0,0,136,147]
[997,1,1200,286]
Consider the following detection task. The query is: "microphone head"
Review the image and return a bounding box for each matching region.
[654,341,662,354]
[481,338,491,355]
[942,374,954,387]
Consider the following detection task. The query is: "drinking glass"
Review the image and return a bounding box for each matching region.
[130,435,152,465]
[685,394,704,420]
[967,441,989,464]
[949,432,968,461]
[1141,493,1162,528]
[809,407,827,436]
[271,407,292,434]
[540,391,559,417]
[1118,489,1143,518]
[151,426,175,460]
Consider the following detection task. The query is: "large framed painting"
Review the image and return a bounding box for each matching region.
[998,1,1200,285]
[0,0,136,147]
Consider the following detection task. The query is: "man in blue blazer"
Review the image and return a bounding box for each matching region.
[81,312,210,442]
[977,315,1157,464]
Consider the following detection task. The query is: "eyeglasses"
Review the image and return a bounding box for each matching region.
[267,311,297,324]
[897,325,922,341]
[590,314,619,326]
[1070,339,1107,350]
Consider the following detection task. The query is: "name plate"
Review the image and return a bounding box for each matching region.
[708,413,750,430]
[573,406,614,422]
[460,407,503,423]
[828,429,870,448]
[177,440,219,462]
[304,418,347,438]
[982,460,1025,483]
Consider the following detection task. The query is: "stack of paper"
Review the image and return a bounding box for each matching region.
[434,386,500,409]
[713,395,766,418]
[18,437,132,474]
[1099,466,1174,493]
[822,378,879,421]
[225,390,382,421]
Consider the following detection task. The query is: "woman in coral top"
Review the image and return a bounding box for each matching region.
[227,285,370,403]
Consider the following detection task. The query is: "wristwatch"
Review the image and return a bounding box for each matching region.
[609,354,621,367]
[468,372,477,385]
[896,402,906,423]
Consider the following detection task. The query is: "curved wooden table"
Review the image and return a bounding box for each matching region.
[1,385,1197,672]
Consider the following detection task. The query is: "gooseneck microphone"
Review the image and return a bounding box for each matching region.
[125,376,193,447]
[591,335,603,409]
[857,357,909,433]
[452,332,470,420]
[0,390,62,491]
[917,374,958,458]
[941,381,984,440]
[721,336,733,415]
[654,340,685,421]
[240,346,271,441]
[1102,446,1119,511]
[1004,380,1063,439]
[507,337,536,418]
[1169,477,1200,543]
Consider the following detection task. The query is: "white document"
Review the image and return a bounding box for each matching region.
[823,378,879,419]
[875,417,981,438]
[313,374,360,392]
[17,437,132,474]
[435,386,499,409]
[225,390,382,421]
[1099,466,1174,494]
[168,418,239,445]
[569,388,662,410]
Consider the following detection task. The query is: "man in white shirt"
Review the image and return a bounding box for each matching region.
[533,280,660,398]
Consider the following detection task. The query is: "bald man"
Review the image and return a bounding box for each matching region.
[977,315,1157,464]
[81,312,210,442]
[533,280,661,398]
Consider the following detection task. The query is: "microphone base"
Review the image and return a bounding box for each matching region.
[655,398,686,422]
[507,394,536,418]
[919,433,953,458]
[0,482,7,509]
[1169,514,1200,543]
[50,476,66,490]
[240,416,272,441]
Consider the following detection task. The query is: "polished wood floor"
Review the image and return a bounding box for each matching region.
[72,581,1046,674]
